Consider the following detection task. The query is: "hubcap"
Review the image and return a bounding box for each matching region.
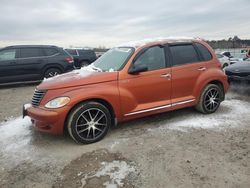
[75,108,107,141]
[204,88,220,111]
[48,72,58,77]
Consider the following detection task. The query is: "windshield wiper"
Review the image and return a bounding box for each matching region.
[87,64,103,72]
[91,66,103,72]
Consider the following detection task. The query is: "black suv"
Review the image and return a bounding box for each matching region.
[65,48,97,68]
[0,45,74,85]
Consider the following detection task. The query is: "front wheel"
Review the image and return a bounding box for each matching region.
[44,68,61,78]
[67,102,111,144]
[195,84,224,114]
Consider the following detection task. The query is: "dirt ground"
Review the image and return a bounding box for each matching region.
[0,83,250,188]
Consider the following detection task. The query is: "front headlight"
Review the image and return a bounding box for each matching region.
[45,97,70,109]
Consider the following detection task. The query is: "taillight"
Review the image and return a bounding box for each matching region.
[65,57,74,63]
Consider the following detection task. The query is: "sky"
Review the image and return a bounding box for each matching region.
[0,0,250,48]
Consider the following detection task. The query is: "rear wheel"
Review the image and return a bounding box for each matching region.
[81,61,89,67]
[44,68,61,78]
[67,102,111,144]
[195,84,224,114]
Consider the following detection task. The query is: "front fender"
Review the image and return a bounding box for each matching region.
[63,81,122,120]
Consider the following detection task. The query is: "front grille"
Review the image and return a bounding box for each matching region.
[31,89,46,107]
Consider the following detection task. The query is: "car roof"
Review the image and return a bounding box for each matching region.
[65,48,94,51]
[4,45,59,49]
[118,37,204,49]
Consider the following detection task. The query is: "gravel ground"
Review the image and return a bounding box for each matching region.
[0,83,250,188]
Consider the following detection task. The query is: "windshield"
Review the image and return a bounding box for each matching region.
[93,47,134,71]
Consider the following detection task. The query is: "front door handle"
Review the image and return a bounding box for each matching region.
[198,67,207,71]
[160,73,171,80]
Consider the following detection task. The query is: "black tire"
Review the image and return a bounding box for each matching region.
[81,61,89,67]
[195,84,224,114]
[44,68,62,78]
[67,102,111,144]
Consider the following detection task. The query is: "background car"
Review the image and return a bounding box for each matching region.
[65,48,97,68]
[221,51,233,58]
[225,60,250,82]
[216,54,231,68]
[0,45,74,85]
[229,53,247,64]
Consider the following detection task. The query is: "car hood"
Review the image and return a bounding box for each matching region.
[226,62,250,73]
[38,69,118,90]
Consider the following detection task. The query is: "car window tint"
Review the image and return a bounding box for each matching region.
[134,46,166,71]
[78,50,87,55]
[195,43,212,61]
[44,48,59,56]
[20,48,42,58]
[0,49,17,61]
[66,49,77,56]
[170,44,199,66]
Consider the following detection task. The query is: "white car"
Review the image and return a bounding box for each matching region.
[216,54,231,68]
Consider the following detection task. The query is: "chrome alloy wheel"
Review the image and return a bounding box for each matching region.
[204,88,221,112]
[75,108,107,141]
[48,71,59,77]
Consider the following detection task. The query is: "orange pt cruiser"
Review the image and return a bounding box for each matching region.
[24,38,229,144]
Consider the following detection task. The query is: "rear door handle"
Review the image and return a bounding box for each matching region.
[198,67,207,71]
[10,62,17,65]
[160,73,171,79]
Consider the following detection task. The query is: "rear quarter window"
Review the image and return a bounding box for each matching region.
[44,48,59,56]
[169,44,199,66]
[195,43,212,61]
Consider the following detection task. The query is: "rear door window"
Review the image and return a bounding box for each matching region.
[0,49,17,61]
[20,48,42,58]
[169,44,199,66]
[134,46,166,71]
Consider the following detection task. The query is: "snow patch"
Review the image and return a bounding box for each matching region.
[24,103,32,110]
[148,99,250,132]
[0,117,32,150]
[80,160,135,188]
[118,36,201,48]
[77,64,102,74]
[42,65,99,83]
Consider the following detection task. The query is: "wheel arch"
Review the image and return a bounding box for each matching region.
[64,98,117,134]
[196,79,225,103]
[42,64,64,77]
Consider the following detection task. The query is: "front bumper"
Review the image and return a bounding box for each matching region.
[23,104,70,134]
[228,75,250,82]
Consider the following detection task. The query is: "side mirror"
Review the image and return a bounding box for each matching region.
[128,64,148,74]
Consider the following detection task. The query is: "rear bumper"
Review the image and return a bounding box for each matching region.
[23,104,70,134]
[65,64,75,72]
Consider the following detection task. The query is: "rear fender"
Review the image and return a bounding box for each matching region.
[193,68,228,102]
